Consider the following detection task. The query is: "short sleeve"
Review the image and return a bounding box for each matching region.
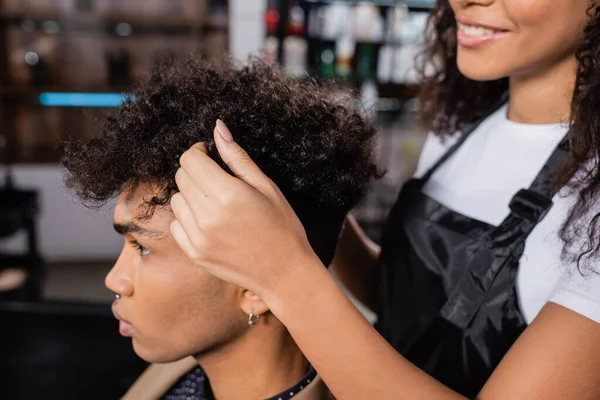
[550,267,600,324]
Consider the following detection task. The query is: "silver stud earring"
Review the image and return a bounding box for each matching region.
[115,294,121,299]
[248,312,260,327]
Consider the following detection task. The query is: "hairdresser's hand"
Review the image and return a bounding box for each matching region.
[170,120,323,303]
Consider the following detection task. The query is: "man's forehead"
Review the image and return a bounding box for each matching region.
[114,188,146,221]
[117,182,156,208]
[113,184,174,231]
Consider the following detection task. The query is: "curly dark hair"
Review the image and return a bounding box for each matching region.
[556,3,600,270]
[416,0,508,135]
[61,57,380,265]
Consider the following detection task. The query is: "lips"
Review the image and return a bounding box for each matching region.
[112,303,135,337]
[455,16,509,33]
[455,18,510,48]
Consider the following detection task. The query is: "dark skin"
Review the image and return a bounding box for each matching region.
[169,0,600,398]
[170,121,600,399]
[107,184,307,400]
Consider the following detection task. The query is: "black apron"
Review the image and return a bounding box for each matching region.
[375,104,569,398]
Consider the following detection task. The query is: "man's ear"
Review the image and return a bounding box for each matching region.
[240,290,270,317]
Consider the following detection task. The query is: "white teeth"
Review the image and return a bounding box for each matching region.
[458,22,496,37]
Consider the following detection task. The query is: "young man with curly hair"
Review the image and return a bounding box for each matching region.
[61,58,378,399]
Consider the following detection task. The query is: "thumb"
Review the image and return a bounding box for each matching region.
[214,120,270,191]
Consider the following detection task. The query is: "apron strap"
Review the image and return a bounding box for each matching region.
[509,137,569,222]
[420,93,509,184]
[528,137,570,197]
[439,135,570,329]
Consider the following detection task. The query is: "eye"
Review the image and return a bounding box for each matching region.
[130,240,152,256]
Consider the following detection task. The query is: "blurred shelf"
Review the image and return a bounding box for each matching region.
[304,0,435,10]
[0,86,131,108]
[306,36,395,45]
[0,4,230,165]
[378,82,419,98]
[0,12,226,36]
[0,82,419,105]
[0,89,132,112]
[305,76,419,96]
[0,85,129,95]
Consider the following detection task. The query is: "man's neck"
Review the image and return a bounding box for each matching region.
[195,315,308,400]
[507,53,577,125]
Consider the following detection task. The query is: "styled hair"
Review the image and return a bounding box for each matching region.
[62,57,380,265]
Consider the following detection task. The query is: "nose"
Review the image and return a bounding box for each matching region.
[105,250,134,298]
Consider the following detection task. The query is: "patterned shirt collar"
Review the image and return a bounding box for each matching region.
[163,364,317,400]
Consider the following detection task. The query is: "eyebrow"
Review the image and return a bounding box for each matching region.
[113,221,167,241]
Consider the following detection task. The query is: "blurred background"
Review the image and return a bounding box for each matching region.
[0,0,432,398]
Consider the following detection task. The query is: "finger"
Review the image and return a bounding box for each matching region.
[170,219,201,263]
[175,167,206,198]
[174,168,211,230]
[214,120,271,192]
[179,142,236,197]
[189,141,208,154]
[170,192,204,240]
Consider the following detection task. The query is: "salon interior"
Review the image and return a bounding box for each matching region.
[0,0,432,398]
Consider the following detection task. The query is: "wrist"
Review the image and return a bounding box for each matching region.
[263,250,329,320]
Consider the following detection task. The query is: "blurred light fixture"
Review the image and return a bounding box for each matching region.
[321,49,334,64]
[115,23,133,36]
[24,51,40,66]
[38,92,134,107]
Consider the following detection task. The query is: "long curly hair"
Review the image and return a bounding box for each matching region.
[417,0,600,269]
[62,57,380,265]
[556,3,600,270]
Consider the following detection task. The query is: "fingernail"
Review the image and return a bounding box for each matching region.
[216,119,233,142]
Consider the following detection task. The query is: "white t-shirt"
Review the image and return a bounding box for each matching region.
[414,104,600,325]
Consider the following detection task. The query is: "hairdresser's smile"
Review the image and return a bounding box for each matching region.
[456,16,510,47]
[449,0,588,82]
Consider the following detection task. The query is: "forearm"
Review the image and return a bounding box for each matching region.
[330,215,381,311]
[269,256,466,400]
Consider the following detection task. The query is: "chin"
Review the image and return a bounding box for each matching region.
[131,338,190,364]
[456,53,510,82]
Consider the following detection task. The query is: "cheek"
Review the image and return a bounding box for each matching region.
[507,0,589,37]
[447,0,460,12]
[504,0,552,23]
[515,3,588,71]
[457,0,588,80]
[133,259,211,331]
[130,256,243,361]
